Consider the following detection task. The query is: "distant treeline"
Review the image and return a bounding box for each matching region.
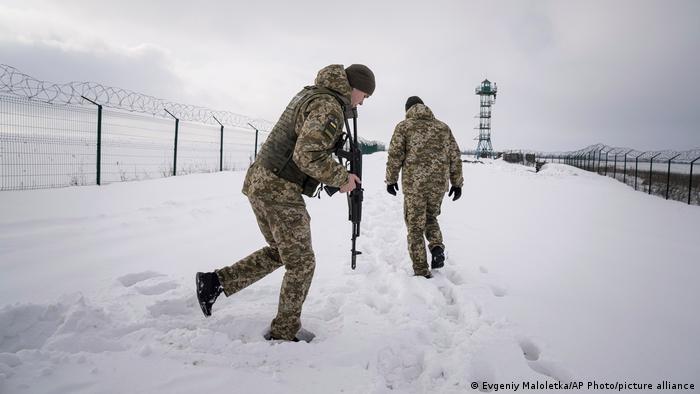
[359,138,386,154]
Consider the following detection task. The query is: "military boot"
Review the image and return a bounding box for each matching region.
[196,272,223,317]
[430,246,445,269]
[264,327,315,343]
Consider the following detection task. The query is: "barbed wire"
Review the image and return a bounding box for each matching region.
[557,144,700,163]
[0,64,273,132]
[503,144,700,163]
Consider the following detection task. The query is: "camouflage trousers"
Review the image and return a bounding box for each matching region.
[403,191,445,276]
[215,197,315,340]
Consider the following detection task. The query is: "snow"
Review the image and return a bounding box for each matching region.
[1,153,699,393]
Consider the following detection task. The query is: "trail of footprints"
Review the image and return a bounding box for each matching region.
[108,195,564,389]
[363,193,568,390]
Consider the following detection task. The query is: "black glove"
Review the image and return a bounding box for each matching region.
[387,183,399,196]
[448,186,462,201]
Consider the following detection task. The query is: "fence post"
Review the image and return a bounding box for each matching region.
[623,149,633,185]
[597,148,603,173]
[586,152,591,171]
[690,156,700,205]
[635,155,639,190]
[648,153,661,195]
[247,123,260,159]
[81,96,102,185]
[164,109,179,176]
[213,116,224,172]
[666,154,681,200]
[634,152,646,191]
[604,151,609,176]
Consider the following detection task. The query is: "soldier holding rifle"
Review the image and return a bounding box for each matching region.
[195,64,374,342]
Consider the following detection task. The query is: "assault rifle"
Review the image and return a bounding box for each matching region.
[324,107,363,269]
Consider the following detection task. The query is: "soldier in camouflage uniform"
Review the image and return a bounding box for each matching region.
[196,64,375,341]
[385,96,463,278]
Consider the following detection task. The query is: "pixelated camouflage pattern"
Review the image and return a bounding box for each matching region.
[245,64,351,202]
[385,104,463,275]
[404,191,444,275]
[216,65,354,340]
[215,197,315,340]
[385,103,463,193]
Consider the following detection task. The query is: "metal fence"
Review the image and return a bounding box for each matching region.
[0,64,272,191]
[511,144,700,206]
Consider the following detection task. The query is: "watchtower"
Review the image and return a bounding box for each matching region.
[474,79,497,158]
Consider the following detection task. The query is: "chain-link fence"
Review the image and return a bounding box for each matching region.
[0,64,272,191]
[504,144,700,206]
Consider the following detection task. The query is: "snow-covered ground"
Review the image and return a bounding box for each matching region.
[1,153,698,393]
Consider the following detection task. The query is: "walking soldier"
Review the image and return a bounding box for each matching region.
[385,96,463,278]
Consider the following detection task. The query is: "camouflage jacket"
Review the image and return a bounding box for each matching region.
[385,104,463,194]
[243,65,351,205]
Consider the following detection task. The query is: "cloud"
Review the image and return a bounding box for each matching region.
[1,0,699,151]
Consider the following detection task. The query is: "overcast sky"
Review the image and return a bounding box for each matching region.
[1,0,698,152]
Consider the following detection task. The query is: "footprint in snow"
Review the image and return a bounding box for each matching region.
[472,301,483,318]
[437,286,457,306]
[309,295,344,321]
[468,356,496,393]
[135,280,179,295]
[527,359,573,383]
[377,346,425,389]
[518,337,541,361]
[489,284,507,297]
[516,337,573,382]
[148,296,197,317]
[117,271,165,287]
[374,282,391,295]
[444,269,465,286]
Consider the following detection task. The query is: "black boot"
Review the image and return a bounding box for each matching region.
[430,246,445,269]
[196,272,222,317]
[263,327,315,343]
